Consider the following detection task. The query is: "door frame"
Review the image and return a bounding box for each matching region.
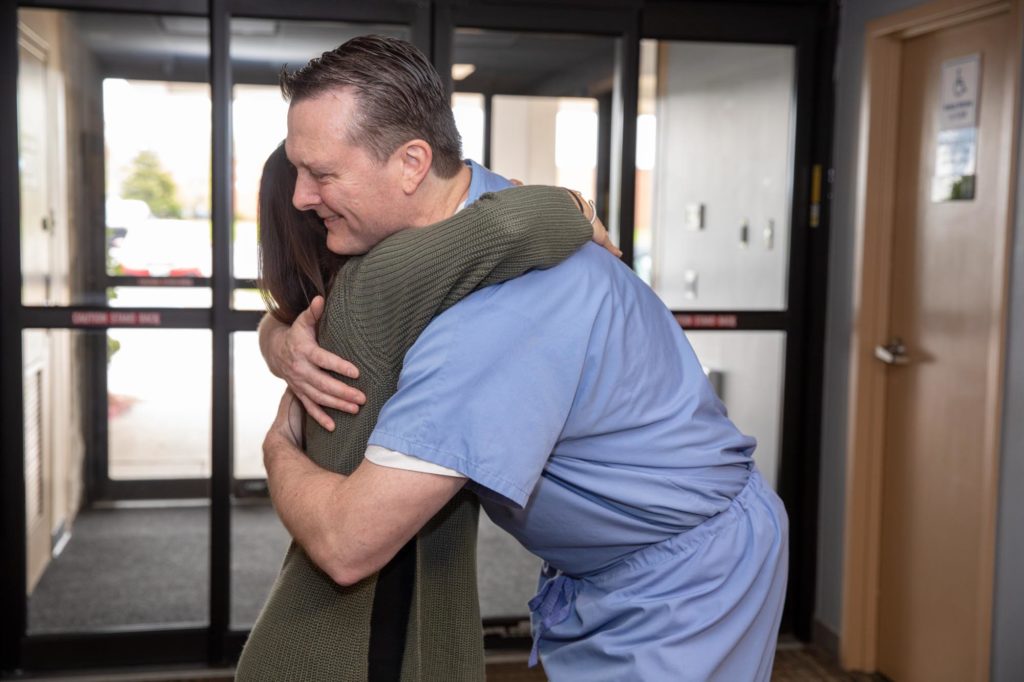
[840,0,1022,673]
[638,0,837,640]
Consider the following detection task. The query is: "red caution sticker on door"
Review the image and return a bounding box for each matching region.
[674,314,738,329]
[71,311,162,327]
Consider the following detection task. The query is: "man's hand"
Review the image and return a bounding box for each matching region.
[259,296,366,431]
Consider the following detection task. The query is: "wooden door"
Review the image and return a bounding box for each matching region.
[876,8,1016,682]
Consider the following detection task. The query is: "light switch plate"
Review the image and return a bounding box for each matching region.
[684,269,698,299]
[685,203,705,231]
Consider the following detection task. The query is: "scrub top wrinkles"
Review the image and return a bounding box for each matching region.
[369,160,788,681]
[370,161,756,578]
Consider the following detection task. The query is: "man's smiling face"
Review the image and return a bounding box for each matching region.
[286,88,407,255]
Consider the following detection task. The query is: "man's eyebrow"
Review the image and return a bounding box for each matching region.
[290,159,320,175]
[283,144,308,171]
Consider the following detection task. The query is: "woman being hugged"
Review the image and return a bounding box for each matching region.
[240,124,612,681]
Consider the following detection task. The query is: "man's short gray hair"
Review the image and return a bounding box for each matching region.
[280,35,463,178]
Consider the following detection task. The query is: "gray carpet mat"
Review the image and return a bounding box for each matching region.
[28,503,540,633]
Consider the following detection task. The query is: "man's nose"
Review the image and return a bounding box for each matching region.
[292,174,321,212]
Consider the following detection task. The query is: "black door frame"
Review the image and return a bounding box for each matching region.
[636,1,837,639]
[0,0,835,672]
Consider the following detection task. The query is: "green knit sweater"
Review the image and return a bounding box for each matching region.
[236,186,592,681]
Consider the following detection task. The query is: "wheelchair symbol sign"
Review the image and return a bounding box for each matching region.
[940,53,980,130]
[953,69,968,97]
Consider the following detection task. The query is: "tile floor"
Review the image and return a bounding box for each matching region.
[21,644,882,681]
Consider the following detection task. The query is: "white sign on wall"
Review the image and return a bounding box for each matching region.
[933,53,981,201]
[940,53,980,130]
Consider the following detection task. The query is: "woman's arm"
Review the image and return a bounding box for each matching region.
[258,300,366,431]
[348,185,597,363]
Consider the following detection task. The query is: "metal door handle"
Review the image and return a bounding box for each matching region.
[875,337,910,365]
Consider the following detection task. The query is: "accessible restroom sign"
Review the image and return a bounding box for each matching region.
[939,53,980,129]
[932,53,980,202]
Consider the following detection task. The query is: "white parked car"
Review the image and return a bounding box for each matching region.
[106,198,211,278]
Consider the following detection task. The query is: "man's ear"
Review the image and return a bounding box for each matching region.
[397,139,433,194]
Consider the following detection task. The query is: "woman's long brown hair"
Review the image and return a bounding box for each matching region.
[257,142,347,324]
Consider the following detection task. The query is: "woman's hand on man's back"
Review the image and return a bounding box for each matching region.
[258,296,366,431]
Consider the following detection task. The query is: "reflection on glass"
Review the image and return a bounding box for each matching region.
[24,329,209,632]
[232,288,267,311]
[17,8,212,307]
[686,331,786,489]
[232,332,286,480]
[230,19,411,295]
[104,79,212,280]
[452,92,485,165]
[18,17,53,308]
[636,40,796,310]
[110,286,212,309]
[22,329,86,596]
[232,83,287,284]
[491,96,598,198]
[452,28,615,200]
[108,329,211,480]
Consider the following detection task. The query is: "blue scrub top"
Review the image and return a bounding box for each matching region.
[463,157,511,199]
[369,162,756,577]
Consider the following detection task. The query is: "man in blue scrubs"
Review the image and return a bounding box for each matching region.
[260,35,788,681]
[364,163,788,681]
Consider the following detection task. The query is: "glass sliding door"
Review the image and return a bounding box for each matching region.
[636,0,827,637]
[688,331,788,488]
[635,40,796,313]
[635,39,798,490]
[16,7,220,501]
[3,0,830,673]
[451,29,613,201]
[17,6,212,633]
[5,0,430,671]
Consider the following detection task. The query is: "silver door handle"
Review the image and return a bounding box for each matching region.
[874,338,910,365]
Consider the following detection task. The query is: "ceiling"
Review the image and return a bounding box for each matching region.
[70,12,616,97]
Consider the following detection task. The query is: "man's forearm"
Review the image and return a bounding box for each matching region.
[263,433,353,581]
[264,428,466,586]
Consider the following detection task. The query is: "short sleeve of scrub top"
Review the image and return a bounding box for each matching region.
[365,444,465,478]
[367,282,586,509]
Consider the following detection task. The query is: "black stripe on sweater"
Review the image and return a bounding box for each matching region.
[368,537,416,681]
